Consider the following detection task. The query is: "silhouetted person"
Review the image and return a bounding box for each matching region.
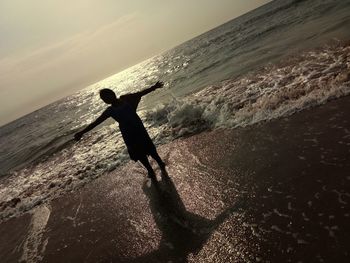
[74,81,166,179]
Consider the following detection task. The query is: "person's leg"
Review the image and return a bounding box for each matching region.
[139,156,156,179]
[150,149,166,170]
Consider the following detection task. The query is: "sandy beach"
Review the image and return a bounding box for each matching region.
[1,96,350,263]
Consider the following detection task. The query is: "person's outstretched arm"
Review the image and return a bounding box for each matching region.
[136,81,164,97]
[74,112,109,141]
[120,81,164,111]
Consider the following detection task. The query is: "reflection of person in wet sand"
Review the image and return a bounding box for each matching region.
[132,171,243,263]
[74,82,166,179]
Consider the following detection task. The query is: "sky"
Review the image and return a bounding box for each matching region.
[0,0,271,126]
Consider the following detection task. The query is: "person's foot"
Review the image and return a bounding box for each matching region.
[159,161,166,171]
[147,170,156,180]
[160,169,169,179]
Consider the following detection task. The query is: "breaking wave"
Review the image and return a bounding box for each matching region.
[145,43,350,141]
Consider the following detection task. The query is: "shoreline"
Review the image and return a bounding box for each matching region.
[0,95,350,262]
[1,42,349,223]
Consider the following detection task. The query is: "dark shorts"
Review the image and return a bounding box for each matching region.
[127,141,157,161]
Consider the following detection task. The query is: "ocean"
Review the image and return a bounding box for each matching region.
[0,0,350,222]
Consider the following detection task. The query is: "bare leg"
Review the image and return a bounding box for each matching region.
[150,150,166,170]
[139,156,156,179]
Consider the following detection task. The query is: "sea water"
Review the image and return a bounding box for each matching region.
[0,0,350,221]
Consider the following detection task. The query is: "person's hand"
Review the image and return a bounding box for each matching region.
[74,132,83,141]
[153,81,164,89]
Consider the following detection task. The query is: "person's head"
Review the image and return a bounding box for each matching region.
[99,88,118,104]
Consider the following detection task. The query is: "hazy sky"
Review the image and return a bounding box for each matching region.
[0,0,270,126]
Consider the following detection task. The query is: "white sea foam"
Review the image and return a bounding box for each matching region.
[20,204,51,263]
[145,44,350,140]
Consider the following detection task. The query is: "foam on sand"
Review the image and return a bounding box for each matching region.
[20,204,51,263]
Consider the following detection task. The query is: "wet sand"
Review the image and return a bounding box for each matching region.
[1,96,350,263]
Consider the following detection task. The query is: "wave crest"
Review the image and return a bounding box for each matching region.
[146,43,350,140]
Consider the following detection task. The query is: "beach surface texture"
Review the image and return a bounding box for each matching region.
[1,96,349,263]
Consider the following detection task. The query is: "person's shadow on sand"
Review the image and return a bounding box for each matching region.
[131,171,244,263]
